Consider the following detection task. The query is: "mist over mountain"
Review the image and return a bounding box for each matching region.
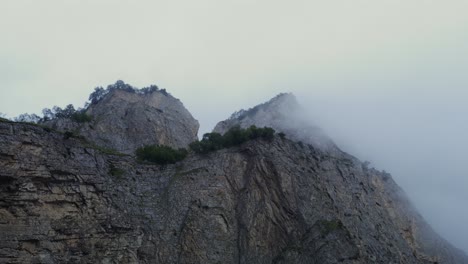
[0,83,466,263]
[213,93,338,152]
[292,88,468,254]
[1,1,468,262]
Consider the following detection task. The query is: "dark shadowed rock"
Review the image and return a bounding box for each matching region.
[43,88,199,154]
[0,119,467,263]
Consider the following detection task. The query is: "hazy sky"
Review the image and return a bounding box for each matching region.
[1,0,468,253]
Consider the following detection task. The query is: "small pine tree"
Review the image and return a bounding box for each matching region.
[278,132,286,139]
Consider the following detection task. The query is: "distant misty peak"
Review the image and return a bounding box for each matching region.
[214,92,339,153]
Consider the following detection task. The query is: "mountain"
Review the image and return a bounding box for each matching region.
[42,85,199,154]
[0,86,467,263]
[213,93,338,152]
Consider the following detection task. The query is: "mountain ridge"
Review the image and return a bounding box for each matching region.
[0,83,466,263]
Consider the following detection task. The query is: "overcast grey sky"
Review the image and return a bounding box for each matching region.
[1,0,468,253]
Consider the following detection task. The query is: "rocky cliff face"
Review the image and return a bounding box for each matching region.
[213,93,338,152]
[43,88,199,155]
[1,119,467,263]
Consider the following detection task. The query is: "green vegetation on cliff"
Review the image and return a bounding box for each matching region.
[136,126,277,164]
[189,125,276,154]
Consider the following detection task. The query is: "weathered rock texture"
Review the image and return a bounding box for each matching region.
[1,120,467,263]
[214,93,338,152]
[43,89,199,154]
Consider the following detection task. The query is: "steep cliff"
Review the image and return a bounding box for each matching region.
[1,118,467,263]
[43,87,199,155]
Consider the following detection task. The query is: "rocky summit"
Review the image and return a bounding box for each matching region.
[0,85,467,263]
[43,85,199,155]
[213,93,338,153]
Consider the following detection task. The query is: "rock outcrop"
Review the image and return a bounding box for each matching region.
[43,87,199,155]
[213,93,338,152]
[1,119,467,263]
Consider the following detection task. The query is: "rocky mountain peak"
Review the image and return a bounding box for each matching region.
[43,81,199,154]
[1,84,467,263]
[214,93,338,152]
[225,93,298,121]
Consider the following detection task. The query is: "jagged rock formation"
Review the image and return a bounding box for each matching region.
[214,93,338,152]
[43,88,199,155]
[1,120,467,263]
[1,91,467,263]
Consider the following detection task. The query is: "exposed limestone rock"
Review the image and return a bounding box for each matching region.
[43,88,199,155]
[1,120,467,263]
[213,93,339,152]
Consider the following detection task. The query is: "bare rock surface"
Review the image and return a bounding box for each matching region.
[1,120,467,263]
[43,88,199,155]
